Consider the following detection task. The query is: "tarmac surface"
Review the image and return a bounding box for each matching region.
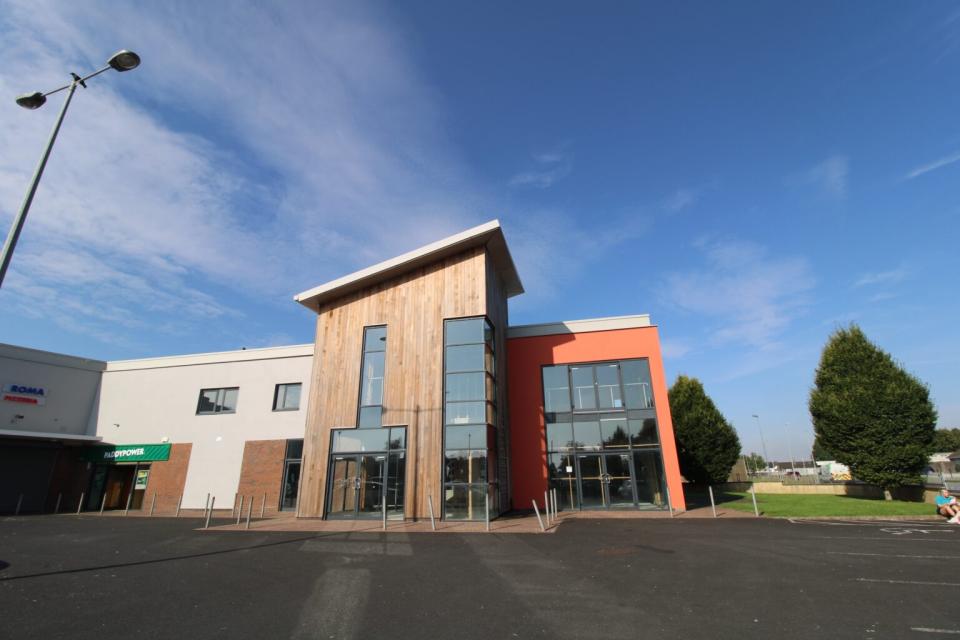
[1,514,958,639]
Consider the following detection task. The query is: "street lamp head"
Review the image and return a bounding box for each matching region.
[15,92,46,110]
[107,50,141,72]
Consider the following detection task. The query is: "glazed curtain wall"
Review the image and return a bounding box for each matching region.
[505,326,686,512]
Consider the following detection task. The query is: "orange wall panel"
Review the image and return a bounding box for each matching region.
[506,326,686,511]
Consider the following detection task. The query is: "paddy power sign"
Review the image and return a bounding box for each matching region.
[82,443,171,463]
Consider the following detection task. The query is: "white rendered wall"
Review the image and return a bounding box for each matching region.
[0,343,105,438]
[95,345,313,509]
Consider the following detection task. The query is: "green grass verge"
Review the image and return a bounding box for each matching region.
[717,492,937,517]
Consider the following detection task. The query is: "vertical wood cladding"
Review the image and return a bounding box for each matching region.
[299,246,499,519]
[236,439,286,516]
[142,443,192,514]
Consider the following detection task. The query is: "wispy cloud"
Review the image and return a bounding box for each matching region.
[0,0,482,349]
[787,155,849,198]
[904,151,960,180]
[854,265,908,287]
[663,188,698,213]
[660,239,815,350]
[509,148,573,189]
[660,339,693,359]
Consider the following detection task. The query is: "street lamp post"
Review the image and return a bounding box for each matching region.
[0,50,141,290]
[752,414,769,474]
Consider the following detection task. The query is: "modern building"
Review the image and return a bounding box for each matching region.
[0,220,686,518]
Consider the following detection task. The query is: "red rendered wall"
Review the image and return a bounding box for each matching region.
[506,326,686,512]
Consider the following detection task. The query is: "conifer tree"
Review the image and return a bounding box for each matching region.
[809,325,937,490]
[669,375,741,484]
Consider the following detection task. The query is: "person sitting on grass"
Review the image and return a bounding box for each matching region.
[936,488,960,523]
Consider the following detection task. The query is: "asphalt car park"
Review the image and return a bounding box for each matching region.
[1,514,957,639]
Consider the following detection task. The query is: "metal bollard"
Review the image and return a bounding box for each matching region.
[236,495,244,525]
[551,489,558,522]
[668,499,674,518]
[531,500,545,532]
[260,493,266,519]
[204,493,210,516]
[54,492,62,514]
[232,492,239,519]
[76,491,85,515]
[245,498,253,530]
[15,493,23,516]
[751,485,760,517]
[427,495,437,531]
[382,493,387,531]
[485,491,490,532]
[709,486,717,518]
[100,493,107,515]
[204,496,215,528]
[124,484,134,516]
[544,491,550,526]
[149,493,157,516]
[176,494,183,518]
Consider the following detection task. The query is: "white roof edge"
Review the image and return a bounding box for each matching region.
[507,314,653,339]
[294,219,523,308]
[0,428,102,442]
[105,343,315,372]
[0,342,106,372]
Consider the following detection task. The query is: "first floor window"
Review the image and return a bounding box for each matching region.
[273,383,302,411]
[196,387,239,414]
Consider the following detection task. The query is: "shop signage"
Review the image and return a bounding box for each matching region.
[81,443,171,463]
[2,383,47,406]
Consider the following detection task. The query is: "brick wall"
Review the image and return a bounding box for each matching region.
[237,439,287,517]
[143,443,192,514]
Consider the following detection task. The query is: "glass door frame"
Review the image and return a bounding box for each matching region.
[574,451,639,510]
[325,450,405,520]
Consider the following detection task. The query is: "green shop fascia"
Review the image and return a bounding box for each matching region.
[81,443,171,464]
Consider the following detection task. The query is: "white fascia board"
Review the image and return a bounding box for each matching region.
[105,344,315,372]
[507,314,652,339]
[0,428,102,442]
[0,343,106,372]
[294,219,524,309]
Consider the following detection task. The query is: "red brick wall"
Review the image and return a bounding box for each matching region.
[143,443,192,514]
[237,439,287,517]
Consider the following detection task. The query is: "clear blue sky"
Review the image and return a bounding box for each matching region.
[1,1,958,460]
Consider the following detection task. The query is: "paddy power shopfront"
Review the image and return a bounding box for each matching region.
[82,444,171,511]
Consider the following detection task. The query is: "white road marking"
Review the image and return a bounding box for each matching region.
[813,536,957,542]
[829,552,960,559]
[856,578,960,587]
[789,518,954,529]
[911,628,960,634]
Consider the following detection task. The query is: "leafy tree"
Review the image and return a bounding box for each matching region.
[809,324,937,490]
[744,452,766,473]
[669,375,741,484]
[811,436,834,461]
[931,428,960,453]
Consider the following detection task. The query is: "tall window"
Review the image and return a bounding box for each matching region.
[358,326,387,428]
[443,317,496,520]
[543,359,666,510]
[280,439,303,511]
[273,383,302,411]
[196,387,239,415]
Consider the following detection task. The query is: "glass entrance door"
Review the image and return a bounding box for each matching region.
[327,453,399,519]
[576,453,638,509]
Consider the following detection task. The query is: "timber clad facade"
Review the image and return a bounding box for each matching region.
[298,244,513,519]
[0,220,686,518]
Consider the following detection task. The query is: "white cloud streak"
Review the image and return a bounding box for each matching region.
[660,239,815,350]
[854,266,908,287]
[509,148,573,189]
[904,151,960,180]
[0,0,484,348]
[788,155,848,198]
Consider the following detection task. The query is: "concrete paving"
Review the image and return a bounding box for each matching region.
[2,513,958,639]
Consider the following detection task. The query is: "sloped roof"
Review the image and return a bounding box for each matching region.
[294,220,523,310]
